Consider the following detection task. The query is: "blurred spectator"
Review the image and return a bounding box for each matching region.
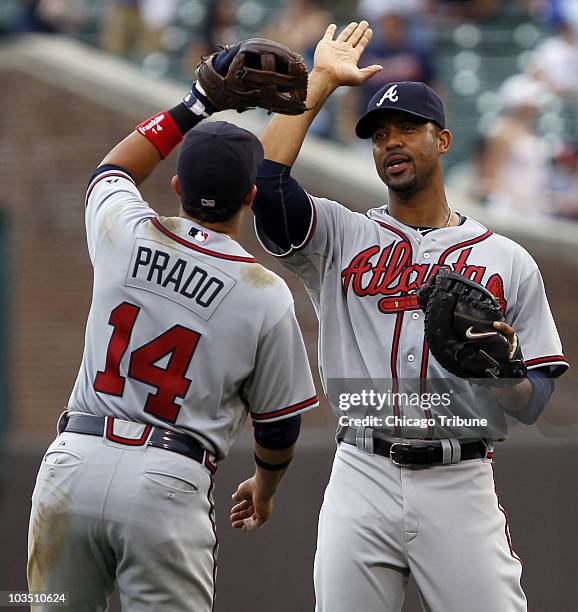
[357,6,438,108]
[101,0,144,57]
[530,18,578,96]
[359,0,433,47]
[432,0,501,22]
[482,74,551,216]
[259,0,332,60]
[204,0,240,51]
[537,0,578,33]
[547,141,578,219]
[259,0,333,137]
[184,0,241,75]
[338,4,440,142]
[361,0,428,18]
[445,136,492,203]
[139,0,178,54]
[17,0,87,34]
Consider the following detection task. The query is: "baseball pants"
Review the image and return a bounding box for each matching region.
[314,442,527,612]
[27,431,217,612]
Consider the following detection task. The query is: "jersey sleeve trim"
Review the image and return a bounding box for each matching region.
[526,355,569,377]
[151,217,258,263]
[250,395,319,423]
[85,168,137,207]
[89,164,136,184]
[254,194,317,259]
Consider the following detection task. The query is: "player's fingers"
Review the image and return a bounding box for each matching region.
[337,22,358,42]
[230,510,253,524]
[230,508,251,521]
[230,499,251,512]
[355,28,373,52]
[233,517,256,531]
[231,489,249,501]
[231,506,255,518]
[323,23,337,40]
[348,21,369,47]
[493,321,517,357]
[230,503,253,518]
[493,321,515,340]
[359,65,383,81]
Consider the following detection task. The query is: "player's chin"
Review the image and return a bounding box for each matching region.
[385,172,418,192]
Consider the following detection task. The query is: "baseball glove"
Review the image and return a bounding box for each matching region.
[416,269,527,383]
[196,38,308,115]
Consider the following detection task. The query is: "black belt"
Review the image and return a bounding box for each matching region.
[61,414,216,472]
[337,426,487,468]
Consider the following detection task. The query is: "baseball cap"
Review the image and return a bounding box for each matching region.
[355,81,445,139]
[177,121,264,210]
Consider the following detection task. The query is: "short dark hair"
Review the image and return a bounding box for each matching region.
[182,200,243,224]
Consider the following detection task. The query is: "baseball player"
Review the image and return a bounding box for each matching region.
[243,21,565,612]
[27,79,318,609]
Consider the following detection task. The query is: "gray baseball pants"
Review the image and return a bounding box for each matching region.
[314,442,527,612]
[28,431,217,612]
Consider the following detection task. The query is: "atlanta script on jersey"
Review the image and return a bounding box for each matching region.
[256,194,567,439]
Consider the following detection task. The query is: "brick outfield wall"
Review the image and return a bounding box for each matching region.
[1,69,576,437]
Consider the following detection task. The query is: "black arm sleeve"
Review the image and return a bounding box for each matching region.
[252,160,312,252]
[253,415,301,449]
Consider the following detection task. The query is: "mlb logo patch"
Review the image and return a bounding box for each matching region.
[189,226,210,243]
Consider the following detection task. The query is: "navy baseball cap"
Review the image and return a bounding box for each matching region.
[355,81,445,139]
[177,121,264,210]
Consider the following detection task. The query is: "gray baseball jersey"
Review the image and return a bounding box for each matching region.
[256,191,567,612]
[68,168,318,460]
[257,194,567,439]
[28,167,318,612]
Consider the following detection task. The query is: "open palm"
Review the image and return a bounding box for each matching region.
[313,21,382,88]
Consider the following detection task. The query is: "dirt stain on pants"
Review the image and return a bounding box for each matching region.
[27,491,72,594]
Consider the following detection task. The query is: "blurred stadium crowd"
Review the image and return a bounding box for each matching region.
[1,0,578,219]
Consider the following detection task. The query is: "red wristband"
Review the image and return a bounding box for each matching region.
[136,111,183,159]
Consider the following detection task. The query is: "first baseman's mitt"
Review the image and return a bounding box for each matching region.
[196,38,308,115]
[416,269,527,383]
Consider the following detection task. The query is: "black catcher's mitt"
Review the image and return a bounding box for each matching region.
[196,38,308,115]
[416,269,527,383]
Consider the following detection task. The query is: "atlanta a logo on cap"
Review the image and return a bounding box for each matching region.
[376,84,399,106]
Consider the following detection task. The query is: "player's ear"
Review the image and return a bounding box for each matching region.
[438,128,452,155]
[171,175,181,197]
[243,184,258,208]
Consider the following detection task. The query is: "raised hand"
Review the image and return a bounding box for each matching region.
[312,21,382,89]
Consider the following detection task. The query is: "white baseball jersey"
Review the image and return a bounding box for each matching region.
[256,194,568,440]
[68,168,318,460]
